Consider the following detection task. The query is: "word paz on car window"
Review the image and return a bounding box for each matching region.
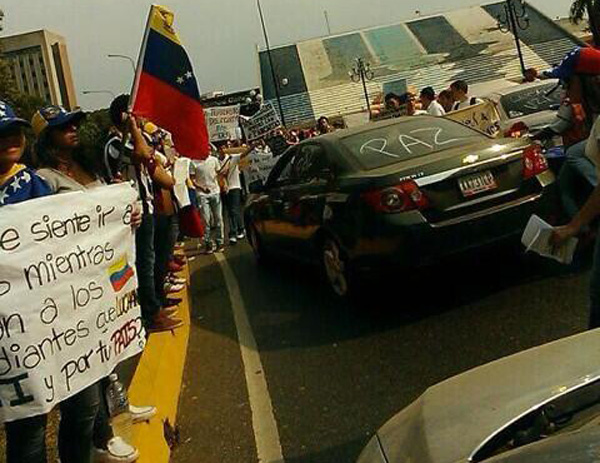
[360,127,463,158]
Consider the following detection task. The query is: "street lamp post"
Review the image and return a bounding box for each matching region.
[496,0,530,77]
[107,54,137,76]
[82,90,116,99]
[256,0,286,127]
[349,58,375,115]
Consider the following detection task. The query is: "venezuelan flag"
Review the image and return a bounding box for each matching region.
[131,5,209,160]
[108,255,135,293]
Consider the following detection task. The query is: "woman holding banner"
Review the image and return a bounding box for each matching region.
[29,105,146,463]
[0,102,101,463]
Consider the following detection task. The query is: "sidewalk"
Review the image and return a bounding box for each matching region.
[129,262,192,463]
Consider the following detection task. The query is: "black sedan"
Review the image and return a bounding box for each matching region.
[244,116,557,297]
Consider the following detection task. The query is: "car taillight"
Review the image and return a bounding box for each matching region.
[504,121,530,138]
[362,180,429,213]
[522,144,549,179]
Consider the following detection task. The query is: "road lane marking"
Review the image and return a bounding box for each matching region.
[215,253,285,463]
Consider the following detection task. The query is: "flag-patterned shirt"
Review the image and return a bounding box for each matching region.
[0,164,52,207]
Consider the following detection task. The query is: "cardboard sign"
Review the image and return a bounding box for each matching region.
[0,184,145,422]
[204,105,241,142]
[243,149,279,185]
[241,102,282,141]
[446,101,501,137]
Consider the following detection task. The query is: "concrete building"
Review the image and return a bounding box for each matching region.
[258,2,584,125]
[0,30,77,109]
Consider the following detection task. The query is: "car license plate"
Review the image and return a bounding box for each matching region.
[458,171,497,197]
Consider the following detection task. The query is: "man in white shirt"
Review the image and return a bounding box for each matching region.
[419,87,446,117]
[450,80,483,111]
[218,144,253,244]
[193,152,224,253]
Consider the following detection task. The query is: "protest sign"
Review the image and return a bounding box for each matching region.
[445,101,501,137]
[204,105,241,142]
[344,111,371,129]
[0,183,144,422]
[243,149,279,186]
[241,102,282,141]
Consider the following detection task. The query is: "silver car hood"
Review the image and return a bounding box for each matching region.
[376,330,600,463]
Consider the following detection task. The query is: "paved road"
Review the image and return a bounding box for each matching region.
[173,240,590,463]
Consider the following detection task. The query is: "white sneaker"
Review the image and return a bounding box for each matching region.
[168,275,186,285]
[237,232,245,240]
[164,282,185,294]
[130,404,157,424]
[94,437,139,463]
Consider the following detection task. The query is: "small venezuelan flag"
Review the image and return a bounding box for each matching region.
[131,5,210,160]
[108,255,135,293]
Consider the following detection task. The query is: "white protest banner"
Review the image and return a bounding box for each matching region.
[0,183,145,422]
[343,111,371,129]
[204,105,241,142]
[241,102,282,141]
[242,149,279,185]
[445,101,501,137]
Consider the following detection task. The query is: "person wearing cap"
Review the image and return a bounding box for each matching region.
[31,105,148,463]
[0,102,99,463]
[535,48,600,221]
[0,101,52,206]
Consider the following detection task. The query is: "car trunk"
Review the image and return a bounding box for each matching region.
[354,138,546,226]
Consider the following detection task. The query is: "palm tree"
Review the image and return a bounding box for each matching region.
[571,0,600,45]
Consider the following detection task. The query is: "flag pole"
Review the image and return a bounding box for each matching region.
[129,5,155,111]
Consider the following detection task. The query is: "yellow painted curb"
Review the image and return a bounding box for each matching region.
[129,263,191,463]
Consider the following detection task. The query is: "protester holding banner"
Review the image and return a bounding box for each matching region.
[105,95,183,333]
[450,80,483,111]
[31,104,151,463]
[0,102,101,463]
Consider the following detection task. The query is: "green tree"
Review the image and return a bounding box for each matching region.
[571,0,600,46]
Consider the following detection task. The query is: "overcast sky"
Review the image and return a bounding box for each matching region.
[3,0,573,109]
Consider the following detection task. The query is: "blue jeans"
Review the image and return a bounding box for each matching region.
[224,188,245,239]
[5,382,100,463]
[199,193,224,246]
[136,214,161,322]
[559,141,598,219]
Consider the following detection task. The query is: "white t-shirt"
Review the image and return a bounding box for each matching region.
[452,97,483,111]
[194,156,221,195]
[223,154,242,191]
[427,100,446,117]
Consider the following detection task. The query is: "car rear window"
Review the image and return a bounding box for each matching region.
[500,83,562,119]
[341,118,483,170]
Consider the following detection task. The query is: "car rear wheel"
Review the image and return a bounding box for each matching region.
[248,225,269,265]
[322,239,350,298]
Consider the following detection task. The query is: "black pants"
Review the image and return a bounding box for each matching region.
[154,214,178,305]
[136,214,161,323]
[223,188,244,239]
[5,382,100,463]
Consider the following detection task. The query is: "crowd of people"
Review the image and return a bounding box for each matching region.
[4,42,600,463]
[0,93,194,462]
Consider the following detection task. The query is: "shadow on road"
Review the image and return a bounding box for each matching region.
[188,241,582,352]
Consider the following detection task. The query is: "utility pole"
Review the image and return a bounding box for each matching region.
[324,10,332,36]
[257,0,286,127]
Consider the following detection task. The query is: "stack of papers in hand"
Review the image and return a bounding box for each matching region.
[521,215,579,265]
